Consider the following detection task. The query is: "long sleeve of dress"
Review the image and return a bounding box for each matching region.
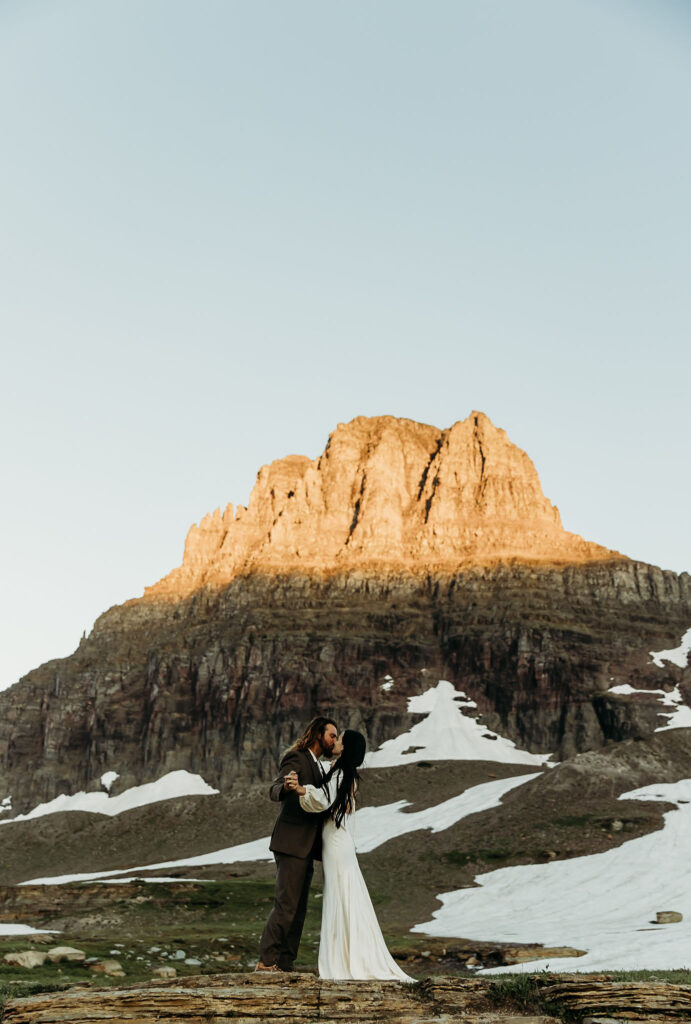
[299,774,339,814]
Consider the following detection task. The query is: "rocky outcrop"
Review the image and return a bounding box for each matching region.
[0,414,689,812]
[150,412,619,597]
[0,972,556,1023]
[3,972,689,1023]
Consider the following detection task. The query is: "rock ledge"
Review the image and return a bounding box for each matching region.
[2,972,690,1023]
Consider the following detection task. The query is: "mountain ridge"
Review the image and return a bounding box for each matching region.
[145,412,623,600]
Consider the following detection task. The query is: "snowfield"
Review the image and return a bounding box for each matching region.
[1,770,217,826]
[412,779,691,972]
[367,680,551,768]
[0,923,56,935]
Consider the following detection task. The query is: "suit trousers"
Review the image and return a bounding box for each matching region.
[258,852,314,970]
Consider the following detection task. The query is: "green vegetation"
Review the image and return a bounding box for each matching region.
[487,969,691,1020]
[487,973,567,1018]
[552,813,596,827]
[0,981,68,1012]
[442,847,515,864]
[0,877,324,1008]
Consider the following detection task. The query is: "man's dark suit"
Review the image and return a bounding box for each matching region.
[258,747,325,970]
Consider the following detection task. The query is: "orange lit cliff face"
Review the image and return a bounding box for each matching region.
[148,412,623,598]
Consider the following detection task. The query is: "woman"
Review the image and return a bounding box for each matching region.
[287,729,413,982]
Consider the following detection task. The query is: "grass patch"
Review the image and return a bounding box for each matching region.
[487,973,578,1020]
[486,969,691,1020]
[442,848,515,864]
[552,813,596,827]
[576,968,691,984]
[0,981,68,1012]
[0,877,325,999]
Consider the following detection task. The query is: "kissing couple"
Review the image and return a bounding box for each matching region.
[257,716,413,982]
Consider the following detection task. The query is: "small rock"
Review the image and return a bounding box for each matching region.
[611,819,624,831]
[89,959,125,977]
[148,946,161,953]
[466,956,480,966]
[184,957,202,966]
[420,950,431,958]
[152,965,177,979]
[173,949,186,960]
[3,950,48,969]
[656,910,683,923]
[46,946,86,964]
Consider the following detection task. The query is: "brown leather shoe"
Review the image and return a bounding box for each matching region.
[254,961,281,972]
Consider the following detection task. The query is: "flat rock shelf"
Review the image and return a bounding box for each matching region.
[2,973,690,1024]
[0,973,553,1024]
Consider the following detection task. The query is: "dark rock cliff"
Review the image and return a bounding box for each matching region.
[1,562,689,813]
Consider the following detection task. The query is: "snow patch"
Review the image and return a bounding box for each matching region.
[1,770,217,826]
[606,679,691,733]
[367,681,551,767]
[0,923,57,935]
[100,771,119,792]
[20,836,274,886]
[353,773,541,853]
[19,773,540,886]
[92,876,213,884]
[656,686,691,732]
[650,627,691,669]
[607,683,665,696]
[412,779,691,972]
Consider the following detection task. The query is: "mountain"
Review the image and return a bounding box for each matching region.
[149,411,616,593]
[1,412,689,814]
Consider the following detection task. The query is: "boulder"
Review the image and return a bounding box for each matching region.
[655,910,683,923]
[46,946,86,963]
[2,949,48,968]
[151,966,177,979]
[88,959,125,977]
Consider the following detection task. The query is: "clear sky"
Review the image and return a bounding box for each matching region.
[1,1,690,691]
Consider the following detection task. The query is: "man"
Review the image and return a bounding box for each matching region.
[256,715,338,972]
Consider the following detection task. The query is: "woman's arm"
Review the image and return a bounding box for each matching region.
[298,774,339,814]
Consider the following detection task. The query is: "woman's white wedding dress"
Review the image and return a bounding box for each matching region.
[300,773,413,982]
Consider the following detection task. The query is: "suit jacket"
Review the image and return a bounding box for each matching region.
[269,748,326,860]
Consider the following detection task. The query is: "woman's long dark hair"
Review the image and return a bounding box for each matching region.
[322,730,366,828]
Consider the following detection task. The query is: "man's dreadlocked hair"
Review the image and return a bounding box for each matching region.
[289,716,338,753]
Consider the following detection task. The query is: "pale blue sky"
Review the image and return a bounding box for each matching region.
[1,1,690,690]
